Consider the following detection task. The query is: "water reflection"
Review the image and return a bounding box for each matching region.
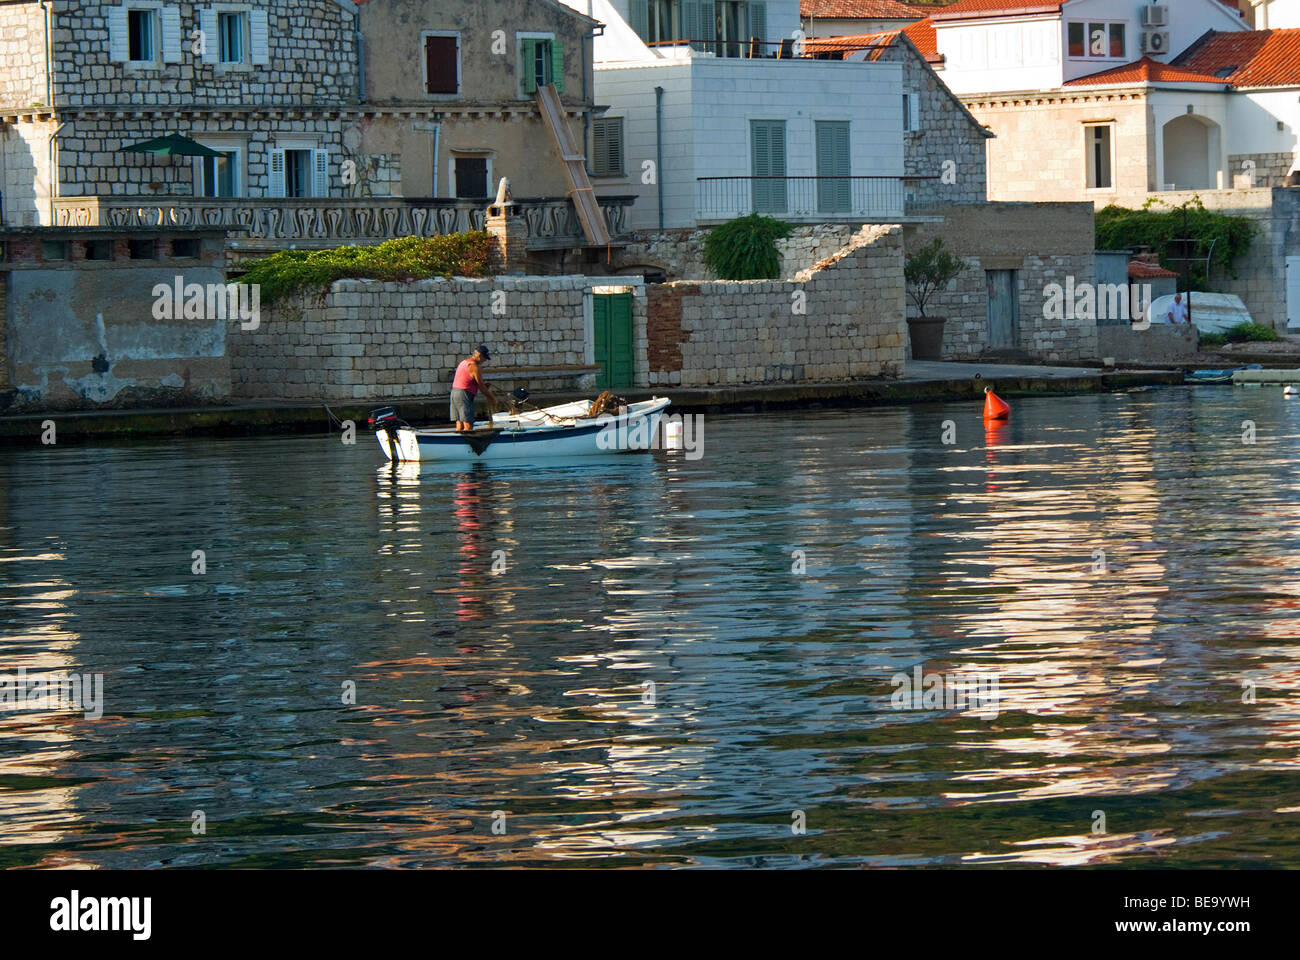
[1,388,1299,867]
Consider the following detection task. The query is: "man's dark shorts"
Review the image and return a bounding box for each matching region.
[450,388,476,424]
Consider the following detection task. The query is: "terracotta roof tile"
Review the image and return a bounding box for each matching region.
[903,17,941,61]
[800,0,923,18]
[931,0,1238,20]
[1063,56,1228,86]
[803,29,902,58]
[1174,28,1300,88]
[1129,261,1180,279]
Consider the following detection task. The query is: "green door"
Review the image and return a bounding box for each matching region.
[593,293,634,389]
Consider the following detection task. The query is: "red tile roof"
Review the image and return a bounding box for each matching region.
[1063,56,1228,87]
[800,0,923,17]
[903,16,941,61]
[804,29,902,58]
[1174,28,1300,88]
[931,0,1239,20]
[1129,261,1179,279]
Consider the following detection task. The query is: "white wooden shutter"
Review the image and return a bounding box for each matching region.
[162,7,181,62]
[199,8,218,64]
[909,92,920,131]
[250,9,269,65]
[268,149,285,198]
[312,150,329,198]
[109,5,129,61]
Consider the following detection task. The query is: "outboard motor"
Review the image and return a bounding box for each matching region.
[368,407,410,461]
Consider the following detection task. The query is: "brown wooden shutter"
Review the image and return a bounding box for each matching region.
[425,36,458,94]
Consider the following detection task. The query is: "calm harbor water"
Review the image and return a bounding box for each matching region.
[2,386,1299,869]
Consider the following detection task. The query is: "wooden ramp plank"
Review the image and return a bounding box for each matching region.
[535,83,610,247]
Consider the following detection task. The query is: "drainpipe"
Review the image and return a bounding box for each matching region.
[431,119,440,197]
[41,1,52,108]
[47,121,65,224]
[654,86,664,231]
[355,17,365,102]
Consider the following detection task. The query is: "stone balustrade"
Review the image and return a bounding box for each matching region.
[50,195,635,250]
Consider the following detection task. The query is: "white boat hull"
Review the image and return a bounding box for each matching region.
[375,397,672,462]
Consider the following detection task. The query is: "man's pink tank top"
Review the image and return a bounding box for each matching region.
[452,359,477,395]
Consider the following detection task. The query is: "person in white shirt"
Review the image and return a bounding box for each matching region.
[1167,292,1189,324]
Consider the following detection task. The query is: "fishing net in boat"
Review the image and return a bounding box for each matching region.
[588,390,629,418]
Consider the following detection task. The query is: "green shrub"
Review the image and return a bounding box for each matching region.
[905,237,967,318]
[1224,322,1278,343]
[1198,332,1227,348]
[703,213,792,280]
[1095,196,1254,289]
[238,233,495,305]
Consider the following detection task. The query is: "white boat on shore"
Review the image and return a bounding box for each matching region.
[368,395,672,462]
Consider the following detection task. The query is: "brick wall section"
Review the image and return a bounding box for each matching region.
[650,224,907,387]
[645,284,692,375]
[905,202,1099,361]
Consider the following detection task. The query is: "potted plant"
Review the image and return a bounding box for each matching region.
[904,237,966,361]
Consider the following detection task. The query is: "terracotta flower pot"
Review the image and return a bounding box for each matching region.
[907,316,947,361]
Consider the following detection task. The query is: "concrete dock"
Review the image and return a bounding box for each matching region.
[0,361,1184,444]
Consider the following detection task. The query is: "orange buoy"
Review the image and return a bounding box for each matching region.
[983,386,1010,421]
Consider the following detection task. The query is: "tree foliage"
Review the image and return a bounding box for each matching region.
[905,237,967,318]
[1095,196,1255,289]
[703,213,793,280]
[239,233,496,305]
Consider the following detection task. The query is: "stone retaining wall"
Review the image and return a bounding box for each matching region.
[230,276,644,402]
[615,223,862,282]
[647,224,906,387]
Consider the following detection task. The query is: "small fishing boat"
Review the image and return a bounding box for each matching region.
[1187,364,1262,385]
[368,392,672,462]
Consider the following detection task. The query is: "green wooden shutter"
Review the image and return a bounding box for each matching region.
[748,2,767,45]
[629,0,649,41]
[750,119,786,213]
[551,38,564,92]
[521,38,536,93]
[816,120,850,213]
[608,118,623,175]
[610,294,633,388]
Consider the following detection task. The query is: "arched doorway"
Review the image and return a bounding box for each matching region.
[1162,115,1219,190]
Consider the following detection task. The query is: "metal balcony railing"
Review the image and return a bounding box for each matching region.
[696,176,928,221]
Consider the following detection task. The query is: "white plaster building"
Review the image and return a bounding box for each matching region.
[563,0,987,229]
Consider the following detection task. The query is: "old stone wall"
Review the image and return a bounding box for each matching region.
[229,275,641,402]
[1,229,231,412]
[905,202,1099,361]
[0,2,46,110]
[615,223,863,281]
[1152,187,1298,332]
[869,39,989,207]
[1230,153,1297,189]
[647,224,906,387]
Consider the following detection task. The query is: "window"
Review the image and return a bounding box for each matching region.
[591,117,624,177]
[170,238,201,259]
[128,238,157,259]
[424,33,459,95]
[902,92,919,132]
[1086,124,1113,189]
[520,36,562,94]
[84,239,113,260]
[647,0,680,44]
[41,240,68,261]
[750,119,786,214]
[197,149,238,197]
[716,1,746,58]
[219,11,246,63]
[269,147,327,198]
[128,8,156,61]
[454,156,489,198]
[1068,21,1124,59]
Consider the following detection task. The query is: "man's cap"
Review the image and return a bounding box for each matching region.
[477,344,491,360]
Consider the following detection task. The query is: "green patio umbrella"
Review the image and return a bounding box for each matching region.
[121,133,223,196]
[121,133,223,157]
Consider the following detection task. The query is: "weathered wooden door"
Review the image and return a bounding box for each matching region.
[593,293,634,389]
[1288,256,1300,330]
[986,269,1019,349]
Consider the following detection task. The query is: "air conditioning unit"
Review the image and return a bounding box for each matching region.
[1141,30,1171,54]
[1141,5,1168,28]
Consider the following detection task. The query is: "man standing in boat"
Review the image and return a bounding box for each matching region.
[450,345,497,433]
